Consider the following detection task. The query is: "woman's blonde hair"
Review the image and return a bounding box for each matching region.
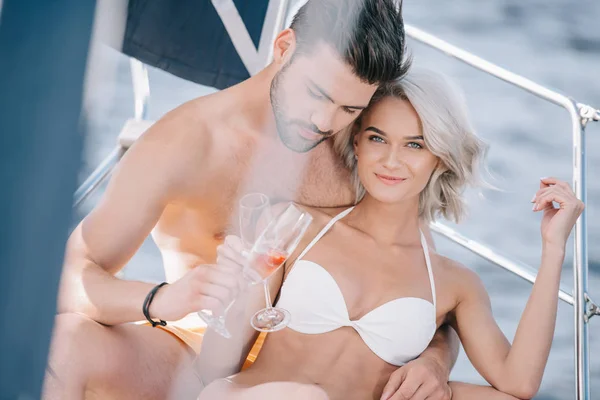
[333,67,488,223]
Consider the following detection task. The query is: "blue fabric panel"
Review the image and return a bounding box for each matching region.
[0,1,95,398]
[123,0,270,89]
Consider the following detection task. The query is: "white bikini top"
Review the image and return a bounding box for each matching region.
[276,207,437,366]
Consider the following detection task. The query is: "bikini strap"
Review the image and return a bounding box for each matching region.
[295,207,355,261]
[419,230,437,313]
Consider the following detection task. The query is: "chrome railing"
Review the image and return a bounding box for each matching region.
[74,15,599,400]
[405,24,598,400]
[73,59,151,208]
[73,146,124,207]
[430,222,575,305]
[130,58,150,121]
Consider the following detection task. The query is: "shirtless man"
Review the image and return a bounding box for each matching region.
[44,1,458,399]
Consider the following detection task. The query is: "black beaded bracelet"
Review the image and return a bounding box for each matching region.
[143,282,168,327]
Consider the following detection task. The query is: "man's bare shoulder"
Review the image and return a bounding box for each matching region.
[131,92,251,197]
[145,92,232,153]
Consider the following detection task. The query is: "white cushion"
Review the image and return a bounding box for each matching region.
[118,118,155,149]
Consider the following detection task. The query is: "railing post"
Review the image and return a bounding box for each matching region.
[570,102,590,400]
[130,58,149,120]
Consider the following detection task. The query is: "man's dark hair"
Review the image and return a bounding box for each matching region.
[289,0,411,85]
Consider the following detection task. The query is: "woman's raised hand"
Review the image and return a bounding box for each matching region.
[532,177,585,249]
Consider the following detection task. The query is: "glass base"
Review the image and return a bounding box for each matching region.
[197,310,232,339]
[250,307,291,332]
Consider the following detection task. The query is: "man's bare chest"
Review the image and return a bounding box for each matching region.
[151,159,353,261]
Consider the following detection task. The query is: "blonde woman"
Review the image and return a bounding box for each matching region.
[197,68,583,400]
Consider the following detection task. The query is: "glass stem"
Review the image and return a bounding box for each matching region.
[263,281,272,310]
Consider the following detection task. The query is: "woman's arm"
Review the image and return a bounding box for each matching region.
[450,177,584,399]
[196,201,308,384]
[195,235,285,385]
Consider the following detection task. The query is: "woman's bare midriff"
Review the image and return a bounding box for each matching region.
[229,327,399,400]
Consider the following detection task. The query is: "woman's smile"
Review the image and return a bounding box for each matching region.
[374,173,406,186]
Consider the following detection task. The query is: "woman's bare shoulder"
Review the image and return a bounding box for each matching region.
[431,254,486,292]
[315,206,352,218]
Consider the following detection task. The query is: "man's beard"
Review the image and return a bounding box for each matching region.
[270,69,332,153]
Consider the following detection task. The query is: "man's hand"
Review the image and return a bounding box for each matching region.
[150,236,248,321]
[150,262,245,321]
[381,356,452,400]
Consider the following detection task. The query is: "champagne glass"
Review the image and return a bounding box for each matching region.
[197,193,272,338]
[244,203,313,332]
[197,197,312,337]
[239,193,275,332]
[239,193,273,250]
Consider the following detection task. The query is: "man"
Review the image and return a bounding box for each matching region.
[44,1,457,399]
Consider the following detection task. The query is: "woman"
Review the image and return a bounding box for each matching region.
[197,68,584,400]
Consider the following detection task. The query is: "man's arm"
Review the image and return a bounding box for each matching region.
[419,324,460,377]
[381,325,459,400]
[58,109,215,325]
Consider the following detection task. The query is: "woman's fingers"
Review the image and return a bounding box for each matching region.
[217,246,246,267]
[539,176,567,189]
[224,235,245,253]
[532,183,584,227]
[216,235,248,267]
[533,178,571,198]
[532,187,552,204]
[534,179,585,246]
[533,188,569,212]
[532,179,578,211]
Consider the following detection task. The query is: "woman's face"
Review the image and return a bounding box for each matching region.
[353,96,440,205]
